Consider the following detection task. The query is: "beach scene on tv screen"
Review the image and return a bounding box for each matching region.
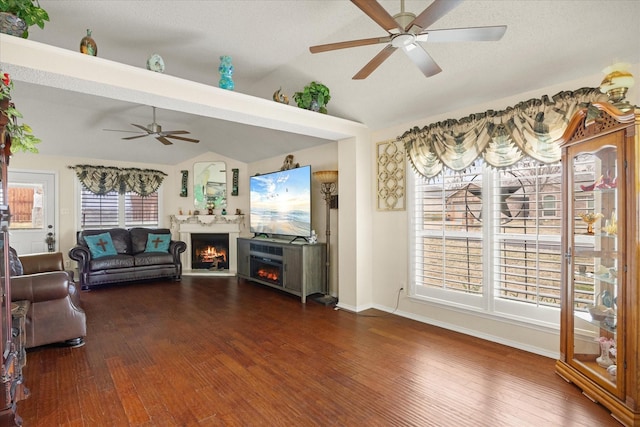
[250,167,311,236]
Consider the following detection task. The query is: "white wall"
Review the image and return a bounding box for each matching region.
[368,64,639,358]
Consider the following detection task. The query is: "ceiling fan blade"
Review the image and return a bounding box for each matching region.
[166,135,200,143]
[310,36,391,54]
[405,0,463,33]
[416,26,507,43]
[351,0,403,33]
[103,129,146,134]
[130,123,151,132]
[353,44,397,80]
[402,43,442,78]
[159,130,190,135]
[156,136,173,145]
[122,134,150,140]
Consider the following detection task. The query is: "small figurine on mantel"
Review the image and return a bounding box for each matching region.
[280,154,300,171]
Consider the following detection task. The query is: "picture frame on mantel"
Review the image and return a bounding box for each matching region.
[377,139,406,211]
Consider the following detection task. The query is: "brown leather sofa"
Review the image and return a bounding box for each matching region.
[11,252,87,348]
[69,227,186,290]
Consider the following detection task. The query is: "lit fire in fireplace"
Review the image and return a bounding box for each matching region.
[257,266,280,282]
[196,246,227,269]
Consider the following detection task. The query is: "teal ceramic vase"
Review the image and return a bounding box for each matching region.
[218,55,234,90]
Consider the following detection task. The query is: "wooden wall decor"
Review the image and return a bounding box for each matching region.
[377,139,405,211]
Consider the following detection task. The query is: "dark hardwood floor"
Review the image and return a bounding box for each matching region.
[17,277,618,426]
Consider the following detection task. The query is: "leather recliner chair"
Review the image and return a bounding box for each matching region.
[10,252,87,348]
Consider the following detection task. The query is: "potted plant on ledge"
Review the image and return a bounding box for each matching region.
[0,0,49,38]
[0,71,41,154]
[293,81,331,114]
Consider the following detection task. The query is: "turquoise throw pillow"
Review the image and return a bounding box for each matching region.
[85,232,117,258]
[145,233,170,253]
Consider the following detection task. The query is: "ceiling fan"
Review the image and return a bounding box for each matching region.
[104,106,200,145]
[310,0,507,79]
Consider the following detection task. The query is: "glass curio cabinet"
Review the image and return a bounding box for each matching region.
[556,103,639,427]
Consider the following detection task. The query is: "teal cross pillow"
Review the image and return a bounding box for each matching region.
[145,233,170,253]
[85,232,117,258]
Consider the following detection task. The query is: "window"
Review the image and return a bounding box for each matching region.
[542,195,557,217]
[410,159,562,323]
[4,184,44,229]
[80,187,159,229]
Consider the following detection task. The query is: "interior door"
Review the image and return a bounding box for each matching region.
[6,171,56,255]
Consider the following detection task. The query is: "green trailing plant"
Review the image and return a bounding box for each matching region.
[0,71,41,153]
[293,81,331,114]
[0,0,49,38]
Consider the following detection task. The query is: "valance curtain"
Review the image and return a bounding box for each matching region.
[402,87,608,179]
[69,165,167,196]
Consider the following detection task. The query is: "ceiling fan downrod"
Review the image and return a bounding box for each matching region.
[394,0,416,31]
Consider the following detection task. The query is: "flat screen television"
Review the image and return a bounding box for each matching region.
[249,165,312,239]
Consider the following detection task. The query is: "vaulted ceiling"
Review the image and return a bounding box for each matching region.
[6,0,640,164]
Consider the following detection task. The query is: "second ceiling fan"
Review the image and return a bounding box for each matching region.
[310,0,507,79]
[106,106,200,145]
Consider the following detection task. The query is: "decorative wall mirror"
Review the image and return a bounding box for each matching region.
[193,161,226,211]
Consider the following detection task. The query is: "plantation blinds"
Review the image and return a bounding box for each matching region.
[81,188,159,229]
[411,158,562,321]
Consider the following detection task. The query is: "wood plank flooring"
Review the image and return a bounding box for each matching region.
[17,277,618,426]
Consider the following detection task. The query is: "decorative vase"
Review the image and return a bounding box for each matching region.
[218,55,234,90]
[310,99,320,112]
[596,341,614,368]
[0,12,27,37]
[80,29,97,56]
[578,212,603,235]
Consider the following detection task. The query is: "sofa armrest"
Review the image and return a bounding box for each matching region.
[69,245,92,289]
[69,245,91,267]
[169,240,186,262]
[11,271,73,303]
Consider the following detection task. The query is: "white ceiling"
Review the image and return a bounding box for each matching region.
[8,0,640,165]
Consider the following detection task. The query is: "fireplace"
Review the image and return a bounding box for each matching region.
[191,234,229,270]
[174,215,242,276]
[250,255,283,286]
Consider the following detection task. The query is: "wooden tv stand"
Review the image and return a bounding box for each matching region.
[237,238,325,303]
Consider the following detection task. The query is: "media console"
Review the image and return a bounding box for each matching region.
[237,238,325,303]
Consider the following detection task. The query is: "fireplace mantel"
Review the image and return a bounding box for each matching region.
[171,215,244,276]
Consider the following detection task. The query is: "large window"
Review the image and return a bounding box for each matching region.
[410,159,562,323]
[80,187,159,229]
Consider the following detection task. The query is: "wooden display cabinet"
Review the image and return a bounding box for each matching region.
[555,103,639,426]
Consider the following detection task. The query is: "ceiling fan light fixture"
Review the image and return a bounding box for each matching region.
[391,33,416,48]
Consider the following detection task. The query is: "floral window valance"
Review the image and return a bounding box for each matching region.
[401,87,609,178]
[69,164,167,196]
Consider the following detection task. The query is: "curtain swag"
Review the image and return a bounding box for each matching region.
[69,164,167,196]
[402,87,609,179]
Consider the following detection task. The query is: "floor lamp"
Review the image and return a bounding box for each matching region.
[312,170,338,306]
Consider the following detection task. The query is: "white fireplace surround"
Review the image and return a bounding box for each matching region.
[172,215,243,276]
